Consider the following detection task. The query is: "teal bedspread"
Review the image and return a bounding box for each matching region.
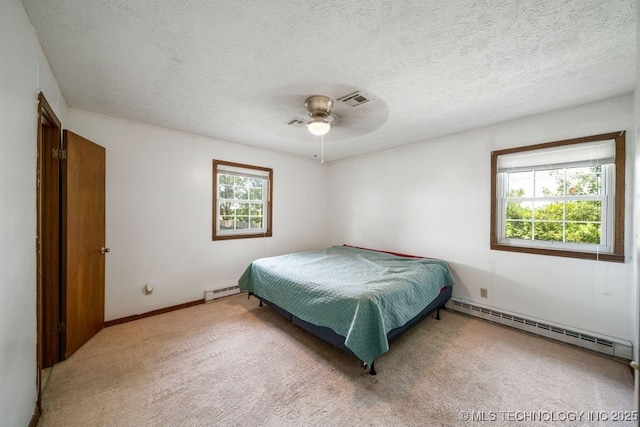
[238,245,455,365]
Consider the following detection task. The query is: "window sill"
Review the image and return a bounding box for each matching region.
[490,243,624,263]
[213,232,272,241]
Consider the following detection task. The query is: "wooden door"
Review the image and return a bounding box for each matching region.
[61,130,106,358]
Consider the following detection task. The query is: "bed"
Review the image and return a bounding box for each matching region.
[238,245,455,374]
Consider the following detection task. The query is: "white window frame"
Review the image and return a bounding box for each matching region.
[212,160,272,240]
[490,132,625,262]
[495,163,613,253]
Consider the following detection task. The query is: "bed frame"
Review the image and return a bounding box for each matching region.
[248,285,452,375]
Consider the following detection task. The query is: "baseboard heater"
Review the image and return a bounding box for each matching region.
[204,285,240,302]
[447,299,632,360]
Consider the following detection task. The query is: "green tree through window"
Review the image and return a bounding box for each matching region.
[505,166,602,244]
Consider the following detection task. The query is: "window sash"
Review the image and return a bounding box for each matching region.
[496,163,614,253]
[216,173,269,235]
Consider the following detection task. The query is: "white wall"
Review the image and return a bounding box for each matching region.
[328,95,635,342]
[0,1,67,425]
[65,109,329,321]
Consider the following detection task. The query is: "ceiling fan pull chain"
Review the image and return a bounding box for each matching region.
[321,135,324,164]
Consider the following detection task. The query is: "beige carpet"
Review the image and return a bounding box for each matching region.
[38,294,634,426]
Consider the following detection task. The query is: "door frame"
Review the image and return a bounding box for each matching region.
[36,92,61,412]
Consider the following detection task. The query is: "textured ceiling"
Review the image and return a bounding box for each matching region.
[22,0,636,162]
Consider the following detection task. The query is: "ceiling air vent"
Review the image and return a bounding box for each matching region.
[337,91,370,107]
[284,117,306,127]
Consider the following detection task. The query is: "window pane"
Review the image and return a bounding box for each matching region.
[565,167,601,195]
[506,201,532,220]
[507,171,533,197]
[565,222,601,244]
[505,221,532,240]
[249,203,262,216]
[566,200,601,222]
[219,174,234,185]
[220,216,234,230]
[219,202,233,216]
[534,170,562,196]
[249,178,262,188]
[233,186,248,200]
[249,187,262,200]
[235,203,250,215]
[236,217,249,229]
[533,201,563,221]
[234,176,248,186]
[533,222,563,242]
[219,185,233,199]
[250,218,263,229]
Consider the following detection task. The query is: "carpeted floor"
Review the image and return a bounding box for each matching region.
[38,294,634,426]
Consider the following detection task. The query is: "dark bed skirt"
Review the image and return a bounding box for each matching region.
[252,286,453,363]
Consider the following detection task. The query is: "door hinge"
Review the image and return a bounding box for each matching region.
[52,148,67,160]
[52,322,66,334]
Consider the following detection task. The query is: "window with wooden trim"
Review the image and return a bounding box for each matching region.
[490,132,625,262]
[213,160,272,240]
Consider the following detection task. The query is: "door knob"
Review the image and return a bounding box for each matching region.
[100,247,110,254]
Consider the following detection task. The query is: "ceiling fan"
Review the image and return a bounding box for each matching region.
[285,91,371,137]
[304,95,338,136]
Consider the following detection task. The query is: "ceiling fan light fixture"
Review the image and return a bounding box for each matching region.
[307,119,331,136]
[304,95,337,136]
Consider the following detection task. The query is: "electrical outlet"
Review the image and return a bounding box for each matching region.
[480,288,488,298]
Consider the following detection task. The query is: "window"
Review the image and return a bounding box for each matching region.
[212,160,272,240]
[490,132,625,262]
